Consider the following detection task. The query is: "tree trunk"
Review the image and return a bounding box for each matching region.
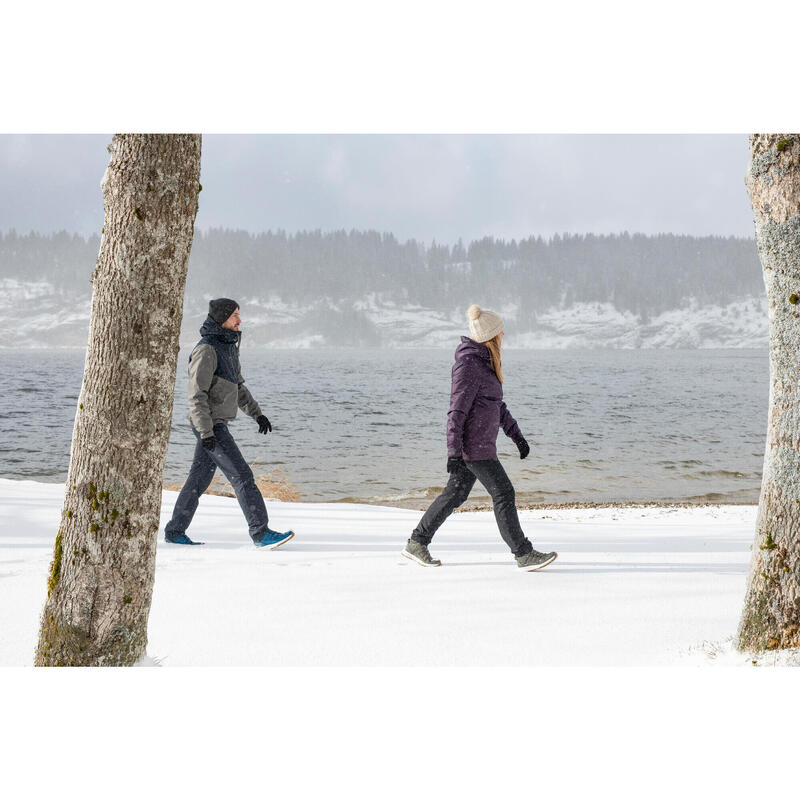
[35,134,201,666]
[738,133,800,651]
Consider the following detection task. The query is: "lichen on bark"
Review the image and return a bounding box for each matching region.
[46,531,63,597]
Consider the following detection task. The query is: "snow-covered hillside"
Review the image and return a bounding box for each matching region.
[511,297,767,349]
[0,280,768,349]
[0,279,92,347]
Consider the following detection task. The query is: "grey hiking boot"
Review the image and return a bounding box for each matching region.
[402,538,442,567]
[516,548,558,571]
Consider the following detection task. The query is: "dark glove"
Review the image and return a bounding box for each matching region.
[447,456,465,474]
[202,435,216,452]
[256,415,272,434]
[516,438,530,459]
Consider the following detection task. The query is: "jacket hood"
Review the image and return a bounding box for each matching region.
[200,315,240,343]
[454,335,491,364]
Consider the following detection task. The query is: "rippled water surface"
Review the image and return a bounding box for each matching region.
[0,347,768,506]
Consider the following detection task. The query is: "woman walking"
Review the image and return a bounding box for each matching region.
[402,305,557,571]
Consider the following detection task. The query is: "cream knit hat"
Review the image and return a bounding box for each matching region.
[467,304,504,343]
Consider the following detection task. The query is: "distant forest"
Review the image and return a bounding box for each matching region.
[0,228,762,321]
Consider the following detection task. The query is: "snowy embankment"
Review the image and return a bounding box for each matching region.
[0,478,781,667]
[0,280,768,349]
[192,294,770,349]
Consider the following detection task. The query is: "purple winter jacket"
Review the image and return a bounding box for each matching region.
[446,336,524,461]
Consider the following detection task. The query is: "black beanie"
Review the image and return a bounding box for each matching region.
[208,298,239,325]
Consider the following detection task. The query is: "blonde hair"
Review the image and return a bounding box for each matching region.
[484,334,504,384]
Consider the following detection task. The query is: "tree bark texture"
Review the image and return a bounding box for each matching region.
[738,133,800,651]
[35,134,201,666]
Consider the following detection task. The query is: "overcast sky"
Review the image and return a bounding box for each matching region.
[0,134,753,244]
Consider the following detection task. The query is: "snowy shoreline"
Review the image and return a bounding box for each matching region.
[0,276,768,349]
[2,478,796,667]
[6,477,763,511]
[186,489,765,512]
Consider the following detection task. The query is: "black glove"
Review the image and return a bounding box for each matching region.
[517,438,530,459]
[202,435,216,452]
[447,456,465,474]
[256,415,272,434]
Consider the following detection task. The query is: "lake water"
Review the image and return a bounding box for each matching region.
[0,347,769,507]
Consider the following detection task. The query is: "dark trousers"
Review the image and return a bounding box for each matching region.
[411,458,533,557]
[165,423,270,541]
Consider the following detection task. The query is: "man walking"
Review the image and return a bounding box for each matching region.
[164,298,294,548]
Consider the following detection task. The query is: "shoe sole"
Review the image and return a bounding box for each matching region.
[257,531,295,550]
[518,552,558,571]
[164,539,204,545]
[401,549,441,567]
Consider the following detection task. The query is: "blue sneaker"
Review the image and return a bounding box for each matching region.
[165,533,204,545]
[254,528,295,549]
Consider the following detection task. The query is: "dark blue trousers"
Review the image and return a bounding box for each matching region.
[165,423,269,541]
[411,458,533,557]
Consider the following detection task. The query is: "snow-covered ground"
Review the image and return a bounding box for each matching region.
[2,478,788,667]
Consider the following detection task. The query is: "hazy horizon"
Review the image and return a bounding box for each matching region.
[0,226,757,246]
[0,134,754,244]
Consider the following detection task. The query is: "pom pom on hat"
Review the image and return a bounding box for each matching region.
[467,304,482,321]
[466,303,504,343]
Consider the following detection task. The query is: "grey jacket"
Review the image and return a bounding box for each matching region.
[187,317,262,438]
